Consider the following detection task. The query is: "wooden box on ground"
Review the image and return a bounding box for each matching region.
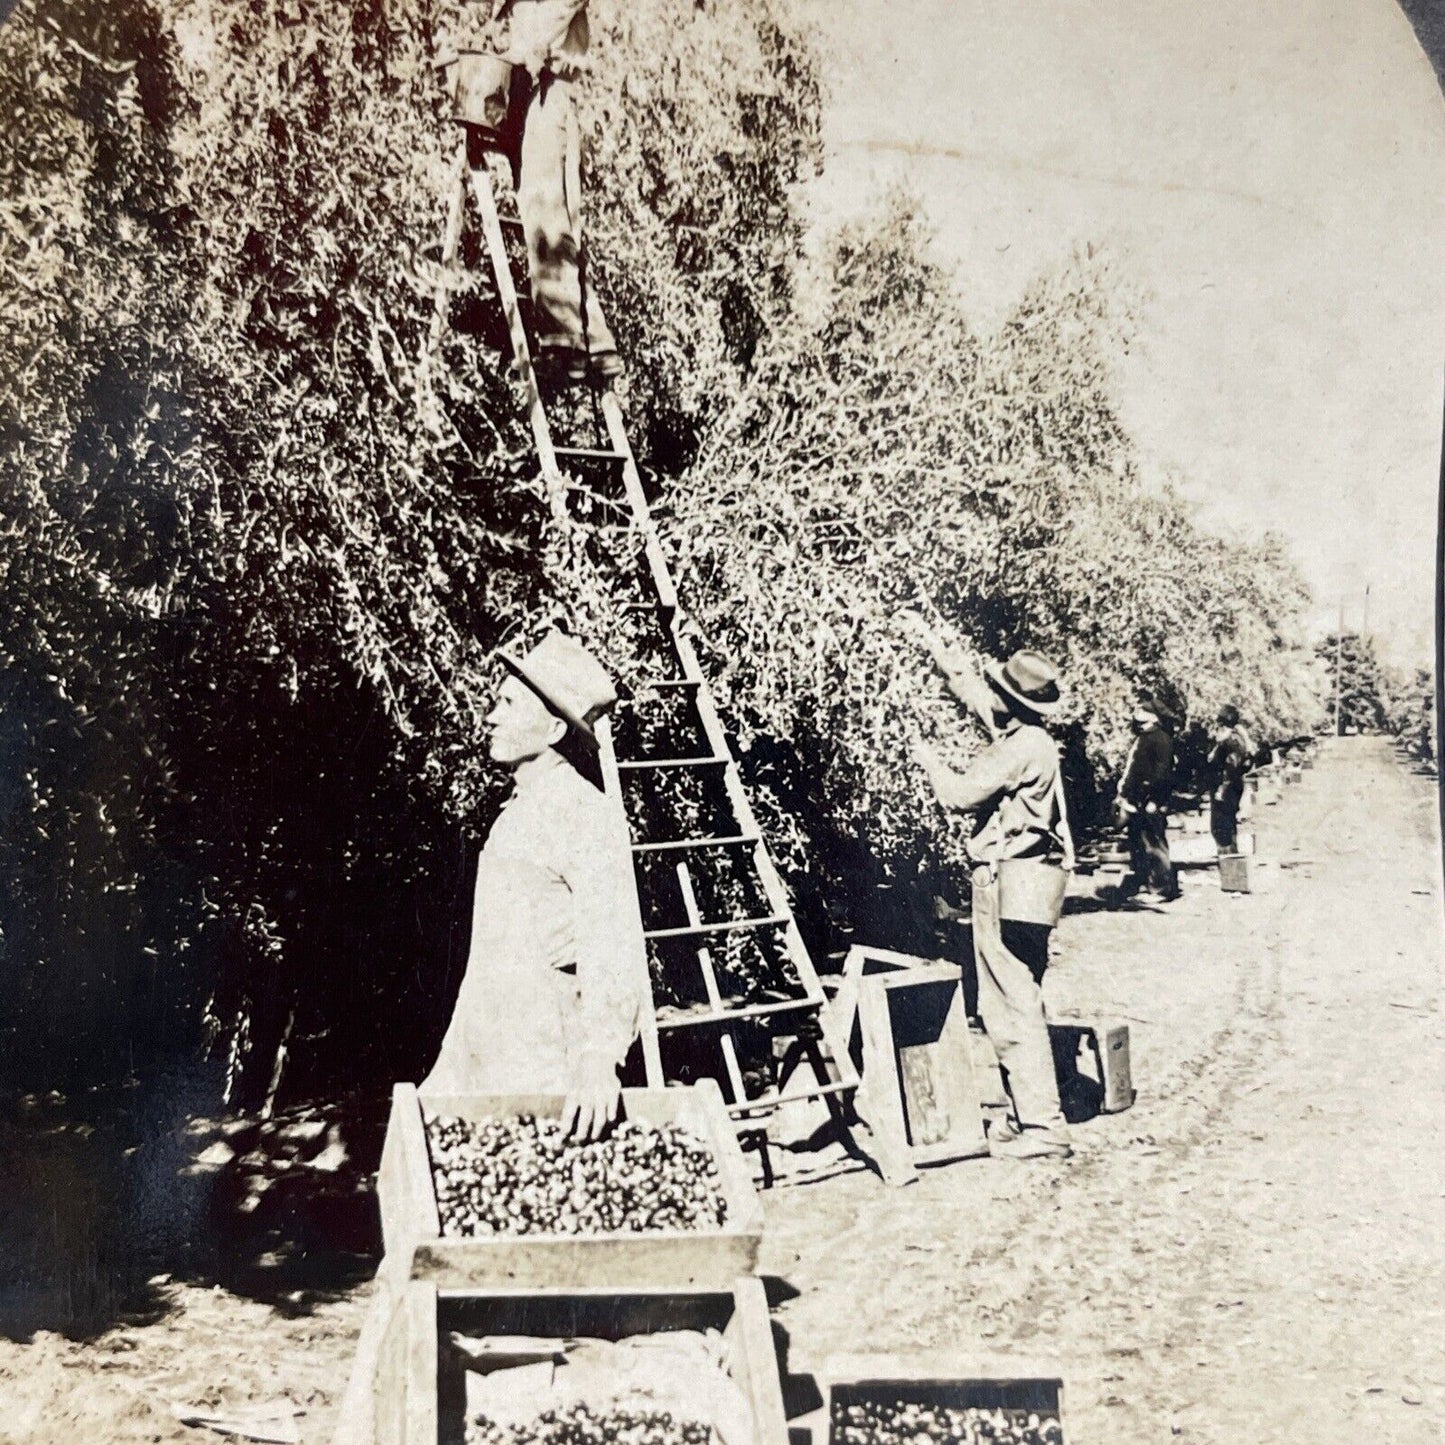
[811,1354,1065,1445]
[829,947,987,1186]
[1049,1018,1135,1115]
[1218,854,1251,893]
[971,1018,1136,1119]
[375,1277,788,1445]
[377,1081,762,1289]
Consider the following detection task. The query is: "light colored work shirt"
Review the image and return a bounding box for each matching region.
[420,749,644,1096]
[504,0,589,76]
[932,722,1065,866]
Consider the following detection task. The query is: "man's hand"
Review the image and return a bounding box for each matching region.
[910,734,941,779]
[561,1054,621,1143]
[895,610,967,671]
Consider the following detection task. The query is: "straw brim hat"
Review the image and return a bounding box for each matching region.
[985,654,1063,719]
[497,631,617,752]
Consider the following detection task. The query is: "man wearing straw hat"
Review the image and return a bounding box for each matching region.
[903,617,1075,1161]
[420,629,644,1141]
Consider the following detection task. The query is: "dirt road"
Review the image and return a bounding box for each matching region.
[0,737,1439,1443]
[763,736,1445,1442]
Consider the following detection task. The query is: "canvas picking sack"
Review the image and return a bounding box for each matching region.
[997,766,1075,928]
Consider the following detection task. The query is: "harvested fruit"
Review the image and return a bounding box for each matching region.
[428,1114,729,1236]
[467,1403,717,1445]
[832,1399,1064,1445]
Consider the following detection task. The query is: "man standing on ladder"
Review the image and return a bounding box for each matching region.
[447,0,623,383]
[420,630,644,1140]
[903,616,1075,1162]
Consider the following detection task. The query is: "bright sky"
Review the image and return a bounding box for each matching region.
[805,0,1445,666]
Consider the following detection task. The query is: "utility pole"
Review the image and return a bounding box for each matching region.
[1362,583,1370,641]
[1332,598,1345,737]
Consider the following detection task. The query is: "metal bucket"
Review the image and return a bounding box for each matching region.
[449,51,518,143]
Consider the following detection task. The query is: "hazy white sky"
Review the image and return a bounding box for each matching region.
[805,0,1444,665]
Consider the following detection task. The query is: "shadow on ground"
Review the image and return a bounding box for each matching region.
[0,1067,388,1342]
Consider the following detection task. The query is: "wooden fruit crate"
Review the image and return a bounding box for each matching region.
[378,1081,763,1290]
[1050,1018,1135,1115]
[829,948,987,1186]
[374,1277,788,1445]
[1218,854,1251,893]
[812,1354,1065,1445]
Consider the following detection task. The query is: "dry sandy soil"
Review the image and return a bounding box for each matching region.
[0,736,1440,1444]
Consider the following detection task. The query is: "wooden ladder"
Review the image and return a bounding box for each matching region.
[425,137,858,1177]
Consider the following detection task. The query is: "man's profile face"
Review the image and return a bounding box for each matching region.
[985,685,1013,730]
[487,676,565,765]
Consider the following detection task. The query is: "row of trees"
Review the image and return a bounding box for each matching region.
[1,0,1327,1098]
[1316,633,1434,760]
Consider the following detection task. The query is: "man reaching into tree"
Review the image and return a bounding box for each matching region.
[420,631,644,1140]
[903,615,1075,1161]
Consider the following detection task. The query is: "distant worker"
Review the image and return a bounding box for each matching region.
[1207,704,1253,854]
[1116,689,1181,903]
[420,630,644,1141]
[446,0,622,383]
[904,615,1075,1162]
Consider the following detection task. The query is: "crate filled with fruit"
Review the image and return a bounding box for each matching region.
[377,1081,762,1289]
[371,1278,788,1445]
[816,1358,1065,1445]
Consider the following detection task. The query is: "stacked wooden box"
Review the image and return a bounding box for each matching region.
[807,1355,1066,1445]
[339,1080,786,1445]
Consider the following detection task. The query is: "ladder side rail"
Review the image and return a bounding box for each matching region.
[417,140,469,403]
[670,631,827,997]
[596,395,829,1014]
[599,391,679,614]
[467,159,565,518]
[672,627,854,1086]
[595,714,664,1087]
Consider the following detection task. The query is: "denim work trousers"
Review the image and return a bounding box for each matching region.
[971,863,1068,1142]
[1126,808,1177,895]
[516,72,617,356]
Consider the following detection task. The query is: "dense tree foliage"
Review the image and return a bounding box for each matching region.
[668,207,1324,937]
[0,0,820,1095]
[1,0,1321,1094]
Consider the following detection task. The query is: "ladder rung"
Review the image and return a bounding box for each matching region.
[644,914,788,942]
[616,755,727,772]
[655,993,823,1031]
[632,833,760,855]
[554,446,627,462]
[728,1073,857,1121]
